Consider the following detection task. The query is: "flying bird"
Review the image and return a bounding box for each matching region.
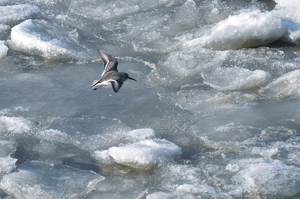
[92,50,136,92]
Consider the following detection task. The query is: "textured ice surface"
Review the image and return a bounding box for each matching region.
[202,67,271,91]
[259,69,300,99]
[70,0,182,21]
[0,4,40,24]
[227,159,300,197]
[1,0,300,198]
[92,128,181,169]
[0,116,33,135]
[108,139,182,169]
[0,161,104,198]
[0,40,7,59]
[0,137,17,175]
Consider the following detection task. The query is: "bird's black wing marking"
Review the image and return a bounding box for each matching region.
[97,50,118,74]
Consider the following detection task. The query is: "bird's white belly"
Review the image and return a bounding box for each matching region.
[98,81,111,86]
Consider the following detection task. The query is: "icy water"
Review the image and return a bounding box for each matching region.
[1,0,300,198]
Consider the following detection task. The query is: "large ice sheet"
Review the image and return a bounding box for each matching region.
[0,161,104,198]
[184,10,286,50]
[9,19,88,59]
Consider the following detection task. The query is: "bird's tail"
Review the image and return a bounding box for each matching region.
[92,80,104,90]
[92,80,100,86]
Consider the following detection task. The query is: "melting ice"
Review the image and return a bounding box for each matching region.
[1,0,300,198]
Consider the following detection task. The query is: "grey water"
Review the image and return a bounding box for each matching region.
[1,0,300,198]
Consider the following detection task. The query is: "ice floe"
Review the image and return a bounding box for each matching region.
[259,69,300,99]
[108,139,182,169]
[9,19,88,59]
[184,10,286,50]
[92,128,182,169]
[202,67,271,91]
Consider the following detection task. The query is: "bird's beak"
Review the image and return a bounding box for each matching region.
[128,77,137,81]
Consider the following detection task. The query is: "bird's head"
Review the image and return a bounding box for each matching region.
[125,73,136,81]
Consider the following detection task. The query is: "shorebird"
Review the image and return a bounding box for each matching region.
[92,50,136,92]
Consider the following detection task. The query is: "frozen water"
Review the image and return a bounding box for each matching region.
[0,4,40,25]
[259,69,300,99]
[227,159,300,197]
[1,0,300,198]
[0,40,8,59]
[202,67,271,91]
[69,0,182,21]
[0,161,104,198]
[0,116,33,135]
[0,137,17,175]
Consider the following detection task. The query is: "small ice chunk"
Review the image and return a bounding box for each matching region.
[0,40,8,59]
[0,157,17,175]
[225,164,239,172]
[259,69,300,99]
[0,137,17,175]
[0,137,16,157]
[0,161,105,198]
[202,67,271,91]
[108,139,182,169]
[126,128,156,141]
[0,116,33,134]
[184,10,286,50]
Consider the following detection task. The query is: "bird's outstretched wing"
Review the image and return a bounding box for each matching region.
[97,50,118,75]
